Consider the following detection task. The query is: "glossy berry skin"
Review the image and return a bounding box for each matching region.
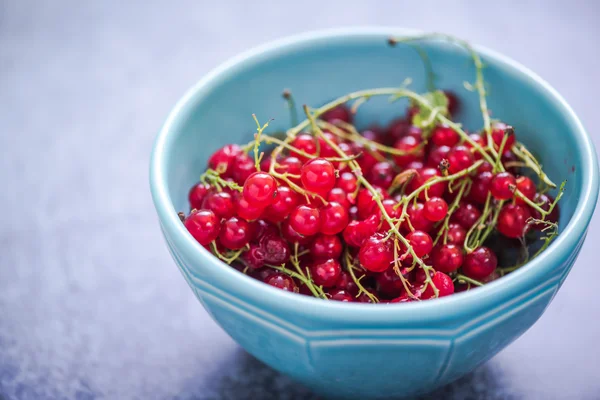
[242,172,277,208]
[335,271,360,296]
[447,145,475,174]
[280,218,313,245]
[377,199,400,231]
[497,204,531,238]
[426,145,451,169]
[431,125,459,147]
[376,267,405,298]
[452,203,482,230]
[490,172,516,200]
[358,234,394,273]
[422,272,455,299]
[301,158,336,195]
[275,156,303,185]
[317,132,339,158]
[290,134,316,162]
[343,215,379,248]
[320,202,349,235]
[328,289,355,302]
[207,144,242,178]
[251,219,278,241]
[431,244,464,273]
[234,193,264,221]
[265,272,298,292]
[188,182,211,210]
[357,186,388,220]
[310,234,343,260]
[266,186,299,222]
[531,193,560,230]
[489,122,516,150]
[231,153,256,185]
[243,245,265,269]
[328,188,352,209]
[289,205,321,237]
[336,171,358,194]
[446,223,467,246]
[310,259,342,287]
[259,235,291,265]
[463,246,498,280]
[469,171,493,204]
[202,191,235,219]
[406,230,433,257]
[322,105,352,124]
[219,217,253,249]
[184,209,220,245]
[406,203,434,233]
[368,161,395,189]
[393,136,424,167]
[409,168,446,200]
[424,197,448,222]
[515,176,536,205]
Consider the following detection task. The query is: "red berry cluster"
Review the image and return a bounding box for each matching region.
[179,36,563,303]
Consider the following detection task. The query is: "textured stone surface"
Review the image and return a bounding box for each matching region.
[1,1,599,399]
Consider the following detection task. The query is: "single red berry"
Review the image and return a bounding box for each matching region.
[207,144,242,178]
[489,122,516,151]
[317,131,339,158]
[515,176,536,205]
[405,126,424,141]
[320,202,349,235]
[310,234,343,260]
[447,145,475,174]
[335,271,360,296]
[301,158,336,195]
[251,219,278,242]
[266,185,299,222]
[466,133,486,150]
[406,202,434,232]
[275,156,303,184]
[478,162,494,173]
[242,172,277,208]
[322,105,352,124]
[424,197,448,222]
[328,289,355,302]
[497,204,531,238]
[376,267,405,298]
[359,234,394,272]
[469,171,493,204]
[368,161,395,189]
[328,187,352,209]
[336,171,358,194]
[377,199,400,231]
[231,153,256,185]
[290,134,317,162]
[414,267,434,285]
[310,259,342,287]
[501,150,521,175]
[422,272,454,299]
[242,245,265,269]
[463,246,498,280]
[289,205,321,237]
[426,145,451,169]
[259,234,291,265]
[432,125,459,147]
[184,209,220,245]
[446,223,467,246]
[452,203,482,230]
[260,155,275,174]
[431,244,464,273]
[406,230,433,257]
[280,218,313,245]
[490,172,516,200]
[393,136,424,167]
[409,168,446,200]
[219,217,253,249]
[234,192,264,221]
[265,272,298,292]
[188,182,211,210]
[202,191,235,219]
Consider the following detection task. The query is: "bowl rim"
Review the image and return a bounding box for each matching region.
[150,27,599,322]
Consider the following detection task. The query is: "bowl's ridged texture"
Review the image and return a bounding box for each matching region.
[150,29,598,399]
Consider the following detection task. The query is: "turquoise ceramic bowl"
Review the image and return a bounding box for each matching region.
[150,28,599,399]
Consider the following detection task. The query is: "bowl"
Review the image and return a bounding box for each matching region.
[149,28,599,399]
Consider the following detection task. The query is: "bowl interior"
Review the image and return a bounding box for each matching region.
[162,35,582,230]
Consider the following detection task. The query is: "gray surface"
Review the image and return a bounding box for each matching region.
[1,1,599,399]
